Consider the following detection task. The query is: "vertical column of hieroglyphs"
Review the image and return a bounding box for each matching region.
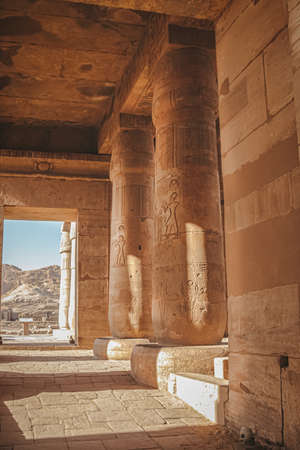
[152,38,226,345]
[58,222,71,329]
[216,0,299,446]
[68,221,76,333]
[109,118,154,338]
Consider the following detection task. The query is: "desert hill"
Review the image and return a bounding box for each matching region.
[1,264,60,322]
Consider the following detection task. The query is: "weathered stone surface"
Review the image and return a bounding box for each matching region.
[226,209,300,296]
[93,337,149,360]
[282,358,300,449]
[109,124,154,338]
[216,0,249,43]
[225,173,293,233]
[289,2,300,159]
[98,15,168,153]
[291,165,300,209]
[222,102,297,178]
[217,1,297,447]
[228,284,300,357]
[0,348,238,450]
[289,0,300,12]
[219,55,267,155]
[216,0,288,85]
[0,150,110,180]
[62,0,230,21]
[0,3,145,127]
[152,46,226,345]
[227,353,282,444]
[0,124,99,155]
[131,344,228,390]
[264,29,293,117]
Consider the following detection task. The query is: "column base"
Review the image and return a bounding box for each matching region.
[93,337,150,360]
[52,329,74,340]
[131,343,228,390]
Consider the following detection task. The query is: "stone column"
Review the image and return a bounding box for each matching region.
[58,222,71,329]
[68,222,76,334]
[152,44,226,345]
[108,116,154,339]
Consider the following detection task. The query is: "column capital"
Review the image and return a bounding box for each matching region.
[60,222,71,254]
[119,114,153,131]
[167,24,215,50]
[101,114,153,154]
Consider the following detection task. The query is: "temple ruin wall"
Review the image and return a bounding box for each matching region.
[216,0,300,446]
[0,176,110,348]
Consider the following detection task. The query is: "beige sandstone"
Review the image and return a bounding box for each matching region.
[108,119,154,339]
[152,44,226,345]
[131,344,228,390]
[94,337,150,360]
[0,0,299,447]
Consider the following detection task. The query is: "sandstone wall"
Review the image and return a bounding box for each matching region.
[216,0,300,447]
[0,176,110,348]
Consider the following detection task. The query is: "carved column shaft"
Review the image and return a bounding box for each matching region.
[152,45,226,345]
[58,222,71,329]
[109,123,154,338]
[68,222,76,332]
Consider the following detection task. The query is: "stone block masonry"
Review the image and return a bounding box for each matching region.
[216,0,300,447]
[0,177,110,348]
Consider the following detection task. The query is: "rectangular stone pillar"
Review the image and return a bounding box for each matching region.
[77,208,110,347]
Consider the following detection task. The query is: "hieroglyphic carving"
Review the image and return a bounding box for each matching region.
[113,224,126,266]
[34,161,53,173]
[181,262,209,321]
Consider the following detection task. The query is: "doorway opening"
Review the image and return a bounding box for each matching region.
[1,207,78,346]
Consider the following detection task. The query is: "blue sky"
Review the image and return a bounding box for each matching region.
[2,220,62,270]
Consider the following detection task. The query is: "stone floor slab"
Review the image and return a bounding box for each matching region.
[0,349,238,449]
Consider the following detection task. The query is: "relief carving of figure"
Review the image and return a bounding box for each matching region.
[159,179,180,240]
[113,225,126,266]
[165,191,179,238]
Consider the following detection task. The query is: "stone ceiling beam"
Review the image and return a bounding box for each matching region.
[62,0,230,21]
[97,17,215,153]
[97,14,168,153]
[0,149,110,181]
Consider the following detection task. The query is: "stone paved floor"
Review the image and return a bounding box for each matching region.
[0,350,238,450]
